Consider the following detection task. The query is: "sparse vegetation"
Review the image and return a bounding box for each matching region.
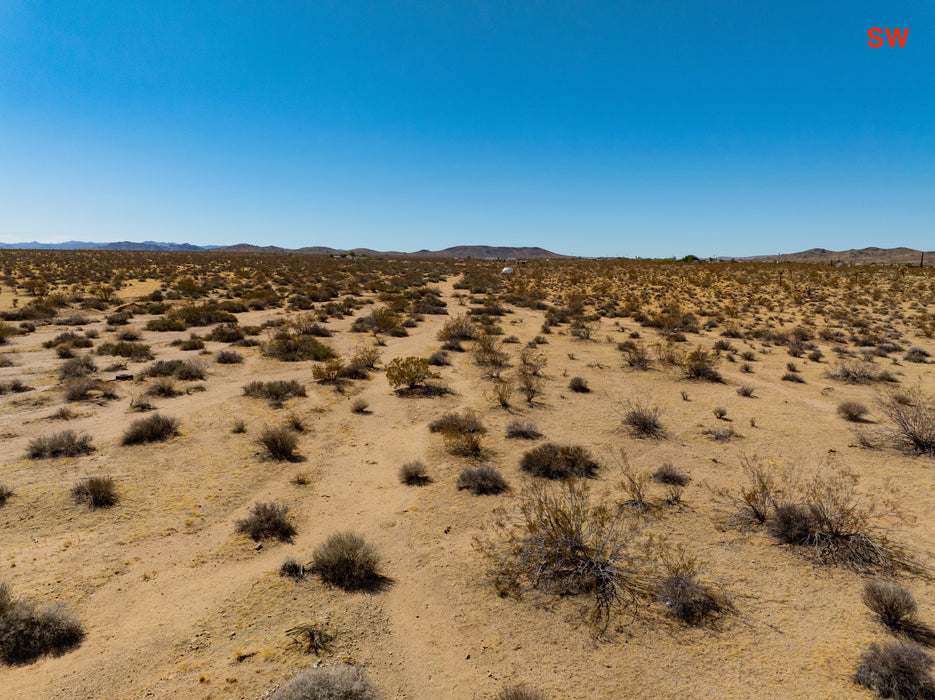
[311,532,384,591]
[27,430,94,459]
[854,640,934,699]
[0,581,85,664]
[121,414,180,444]
[236,502,296,542]
[399,460,431,486]
[71,476,118,508]
[457,465,509,495]
[520,443,598,479]
[272,665,381,700]
[258,425,302,461]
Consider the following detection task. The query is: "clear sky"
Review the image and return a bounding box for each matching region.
[0,2,931,257]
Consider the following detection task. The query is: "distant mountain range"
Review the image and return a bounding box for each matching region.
[0,241,565,258]
[740,247,934,265]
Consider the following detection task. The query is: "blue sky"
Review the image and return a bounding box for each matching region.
[0,2,931,257]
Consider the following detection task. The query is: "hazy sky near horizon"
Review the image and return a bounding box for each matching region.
[1,2,932,257]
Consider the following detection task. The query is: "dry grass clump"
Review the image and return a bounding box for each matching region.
[828,360,898,385]
[457,465,509,495]
[311,532,384,591]
[272,664,381,700]
[27,430,95,459]
[0,582,85,665]
[399,460,431,486]
[878,388,935,455]
[258,425,302,461]
[430,410,486,456]
[236,502,296,542]
[520,443,598,479]
[682,347,722,382]
[656,549,733,626]
[505,421,542,439]
[121,414,180,445]
[215,349,243,364]
[243,379,307,406]
[480,479,650,629]
[350,397,369,414]
[568,376,590,393]
[854,640,935,699]
[652,463,690,486]
[0,485,13,507]
[71,476,118,508]
[838,401,870,422]
[279,557,306,580]
[145,376,180,397]
[722,459,913,574]
[622,401,664,438]
[497,687,546,700]
[59,355,97,379]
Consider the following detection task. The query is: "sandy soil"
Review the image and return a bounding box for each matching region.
[2,269,935,699]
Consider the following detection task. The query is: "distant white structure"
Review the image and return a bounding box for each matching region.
[501,267,514,274]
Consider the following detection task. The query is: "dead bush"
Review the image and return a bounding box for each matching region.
[479,479,651,629]
[878,388,935,455]
[0,485,12,507]
[863,580,918,633]
[568,376,590,393]
[838,401,870,422]
[652,463,690,487]
[236,502,296,542]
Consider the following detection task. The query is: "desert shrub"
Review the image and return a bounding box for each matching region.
[622,401,664,438]
[682,347,722,382]
[272,665,380,700]
[258,425,302,461]
[399,461,430,486]
[231,419,247,433]
[243,380,307,406]
[0,582,85,664]
[838,401,870,422]
[385,356,437,390]
[657,549,732,625]
[207,323,245,343]
[313,358,345,383]
[27,430,94,459]
[121,413,180,444]
[0,379,33,394]
[472,333,509,378]
[279,557,306,579]
[429,411,485,436]
[481,479,649,628]
[145,317,187,332]
[703,426,741,441]
[216,349,243,364]
[457,465,509,495]
[568,376,590,393]
[904,346,930,363]
[145,377,180,397]
[717,456,778,527]
[618,340,651,369]
[437,314,477,342]
[0,486,12,507]
[520,443,598,479]
[505,421,542,439]
[863,580,918,633]
[488,377,514,406]
[236,502,296,542]
[145,359,184,377]
[178,338,204,351]
[62,377,102,401]
[96,341,153,361]
[782,372,805,383]
[497,688,546,700]
[652,463,690,486]
[350,398,369,414]
[59,355,96,379]
[878,388,935,455]
[311,532,383,591]
[286,413,306,432]
[264,327,336,362]
[351,306,407,337]
[0,322,17,345]
[854,640,934,699]
[828,360,896,385]
[737,385,755,397]
[71,476,118,508]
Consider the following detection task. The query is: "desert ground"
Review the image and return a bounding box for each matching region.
[2,251,935,699]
